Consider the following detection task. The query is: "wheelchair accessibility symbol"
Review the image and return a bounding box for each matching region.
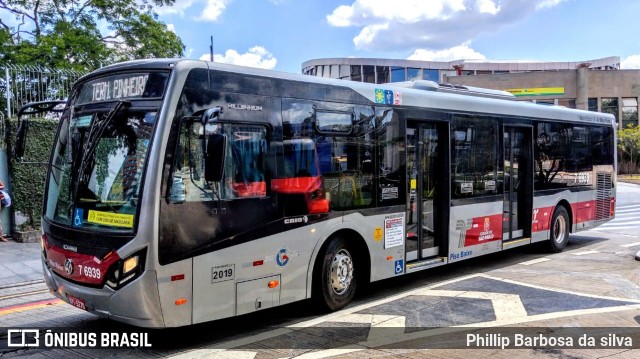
[394,259,404,275]
[73,208,84,227]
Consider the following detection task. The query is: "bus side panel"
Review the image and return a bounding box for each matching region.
[530,189,595,243]
[341,211,407,282]
[155,258,193,327]
[448,201,503,262]
[191,217,342,324]
[531,191,568,243]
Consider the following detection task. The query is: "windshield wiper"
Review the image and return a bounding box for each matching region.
[71,101,130,207]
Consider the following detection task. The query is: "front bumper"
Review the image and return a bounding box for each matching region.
[43,261,165,328]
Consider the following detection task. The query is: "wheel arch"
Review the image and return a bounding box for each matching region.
[555,199,574,234]
[307,228,371,299]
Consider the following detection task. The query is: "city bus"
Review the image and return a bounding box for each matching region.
[15,59,617,328]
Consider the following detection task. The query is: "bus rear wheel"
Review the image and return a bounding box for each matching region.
[315,236,357,311]
[548,206,570,253]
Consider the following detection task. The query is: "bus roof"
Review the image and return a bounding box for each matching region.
[81,58,616,127]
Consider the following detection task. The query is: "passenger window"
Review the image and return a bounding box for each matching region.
[281,100,374,213]
[534,122,593,189]
[450,115,500,198]
[171,122,268,202]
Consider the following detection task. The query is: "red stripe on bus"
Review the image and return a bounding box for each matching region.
[532,199,613,233]
[44,241,120,286]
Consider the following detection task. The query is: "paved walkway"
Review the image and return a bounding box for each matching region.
[0,239,42,287]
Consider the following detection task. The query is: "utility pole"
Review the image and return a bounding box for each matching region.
[210,36,214,62]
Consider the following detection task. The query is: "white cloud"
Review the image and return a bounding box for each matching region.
[154,0,231,22]
[536,0,565,10]
[198,0,232,21]
[328,0,467,27]
[621,55,640,69]
[166,23,176,33]
[327,0,567,51]
[200,46,278,69]
[477,0,500,15]
[408,43,486,61]
[154,0,197,17]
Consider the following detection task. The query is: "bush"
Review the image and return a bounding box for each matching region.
[5,117,58,230]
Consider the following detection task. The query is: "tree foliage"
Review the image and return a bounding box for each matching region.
[0,0,184,71]
[618,124,640,174]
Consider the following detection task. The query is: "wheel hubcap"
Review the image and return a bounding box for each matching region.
[330,249,353,295]
[553,215,566,244]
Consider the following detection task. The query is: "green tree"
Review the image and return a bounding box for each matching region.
[0,0,184,71]
[617,124,640,174]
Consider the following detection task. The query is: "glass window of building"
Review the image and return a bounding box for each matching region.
[622,98,638,128]
[423,69,439,82]
[558,99,576,108]
[376,66,390,84]
[600,98,618,122]
[363,65,375,83]
[407,68,422,81]
[350,65,362,82]
[588,98,598,112]
[390,67,406,82]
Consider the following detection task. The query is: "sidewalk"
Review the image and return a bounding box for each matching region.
[0,239,43,287]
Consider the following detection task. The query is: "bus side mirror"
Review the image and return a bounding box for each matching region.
[14,100,66,160]
[201,107,223,126]
[205,133,226,182]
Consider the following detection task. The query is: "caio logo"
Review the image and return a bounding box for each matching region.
[284,216,308,225]
[64,259,74,275]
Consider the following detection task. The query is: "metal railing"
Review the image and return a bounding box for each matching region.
[1,64,86,118]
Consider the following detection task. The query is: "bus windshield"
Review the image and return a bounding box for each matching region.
[45,103,157,231]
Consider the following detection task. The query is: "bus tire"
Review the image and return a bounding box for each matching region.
[315,236,357,311]
[548,206,570,253]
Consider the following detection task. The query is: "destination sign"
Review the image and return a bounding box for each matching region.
[91,75,149,102]
[75,72,169,105]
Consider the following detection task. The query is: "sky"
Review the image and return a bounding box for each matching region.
[153,0,640,74]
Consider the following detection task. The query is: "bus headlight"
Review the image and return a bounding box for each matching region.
[123,255,139,275]
[106,248,146,290]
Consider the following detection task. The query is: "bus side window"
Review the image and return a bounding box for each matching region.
[225,125,268,199]
[170,122,268,202]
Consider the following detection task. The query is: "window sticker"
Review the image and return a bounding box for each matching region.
[87,210,134,228]
[375,89,395,105]
[384,214,404,249]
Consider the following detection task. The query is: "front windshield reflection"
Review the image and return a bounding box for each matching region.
[45,105,156,231]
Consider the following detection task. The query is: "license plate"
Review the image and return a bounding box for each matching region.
[67,294,86,310]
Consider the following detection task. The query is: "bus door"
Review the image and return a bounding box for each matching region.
[503,126,533,241]
[406,121,449,261]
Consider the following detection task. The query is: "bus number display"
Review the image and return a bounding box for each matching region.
[79,265,101,279]
[211,264,235,283]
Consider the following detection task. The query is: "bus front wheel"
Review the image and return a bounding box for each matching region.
[548,206,570,253]
[315,236,357,311]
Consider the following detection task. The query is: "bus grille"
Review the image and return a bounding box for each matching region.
[595,172,612,220]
